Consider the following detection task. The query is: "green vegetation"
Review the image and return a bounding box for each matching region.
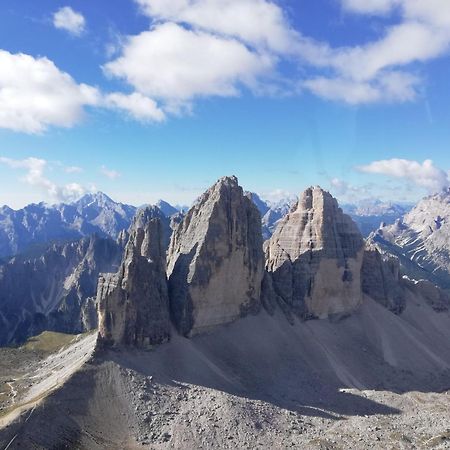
[23,331,85,353]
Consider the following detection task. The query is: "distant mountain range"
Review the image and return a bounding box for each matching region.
[0,192,136,259]
[246,192,296,240]
[0,193,190,260]
[342,199,414,237]
[0,191,415,261]
[368,189,450,291]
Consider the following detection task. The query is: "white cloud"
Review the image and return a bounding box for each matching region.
[100,165,121,180]
[105,92,165,123]
[342,0,450,27]
[302,5,450,103]
[104,22,274,105]
[329,178,374,199]
[64,165,83,174]
[135,0,297,54]
[124,0,450,106]
[53,6,86,36]
[295,0,450,103]
[0,157,87,202]
[330,178,351,195]
[330,22,450,82]
[261,188,297,204]
[358,159,449,193]
[0,50,99,134]
[304,71,419,104]
[342,0,398,15]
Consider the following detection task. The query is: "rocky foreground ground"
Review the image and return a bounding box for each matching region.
[1,299,450,450]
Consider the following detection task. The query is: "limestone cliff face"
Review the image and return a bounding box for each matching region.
[167,176,264,336]
[361,245,406,314]
[264,187,365,319]
[97,208,170,347]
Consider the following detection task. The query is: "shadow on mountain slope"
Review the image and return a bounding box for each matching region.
[2,296,450,449]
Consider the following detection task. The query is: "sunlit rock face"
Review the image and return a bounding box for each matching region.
[97,208,170,348]
[167,176,264,336]
[264,186,365,319]
[367,189,450,291]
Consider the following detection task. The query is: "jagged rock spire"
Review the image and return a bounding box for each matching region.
[167,176,264,336]
[97,208,170,347]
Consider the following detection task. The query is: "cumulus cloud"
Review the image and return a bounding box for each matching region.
[357,159,450,193]
[4,0,450,135]
[0,50,99,134]
[0,157,87,202]
[0,50,170,133]
[134,0,298,54]
[104,22,274,106]
[53,6,86,36]
[114,0,450,107]
[105,92,165,123]
[100,165,121,180]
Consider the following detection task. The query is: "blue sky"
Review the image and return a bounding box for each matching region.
[1,0,450,208]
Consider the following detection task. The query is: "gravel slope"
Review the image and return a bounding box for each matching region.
[1,296,450,449]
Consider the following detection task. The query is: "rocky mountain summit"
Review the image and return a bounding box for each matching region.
[95,178,449,344]
[167,176,264,336]
[368,189,450,291]
[0,192,136,259]
[155,199,179,217]
[264,186,365,319]
[97,208,170,348]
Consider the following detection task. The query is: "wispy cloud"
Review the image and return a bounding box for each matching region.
[100,165,121,180]
[0,156,88,202]
[64,165,83,174]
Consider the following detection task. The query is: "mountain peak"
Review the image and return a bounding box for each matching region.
[155,199,178,217]
[216,175,239,186]
[265,186,364,318]
[74,191,115,208]
[167,175,263,336]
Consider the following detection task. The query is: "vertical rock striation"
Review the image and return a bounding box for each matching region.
[97,208,170,347]
[167,176,264,336]
[264,186,365,319]
[361,245,406,313]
